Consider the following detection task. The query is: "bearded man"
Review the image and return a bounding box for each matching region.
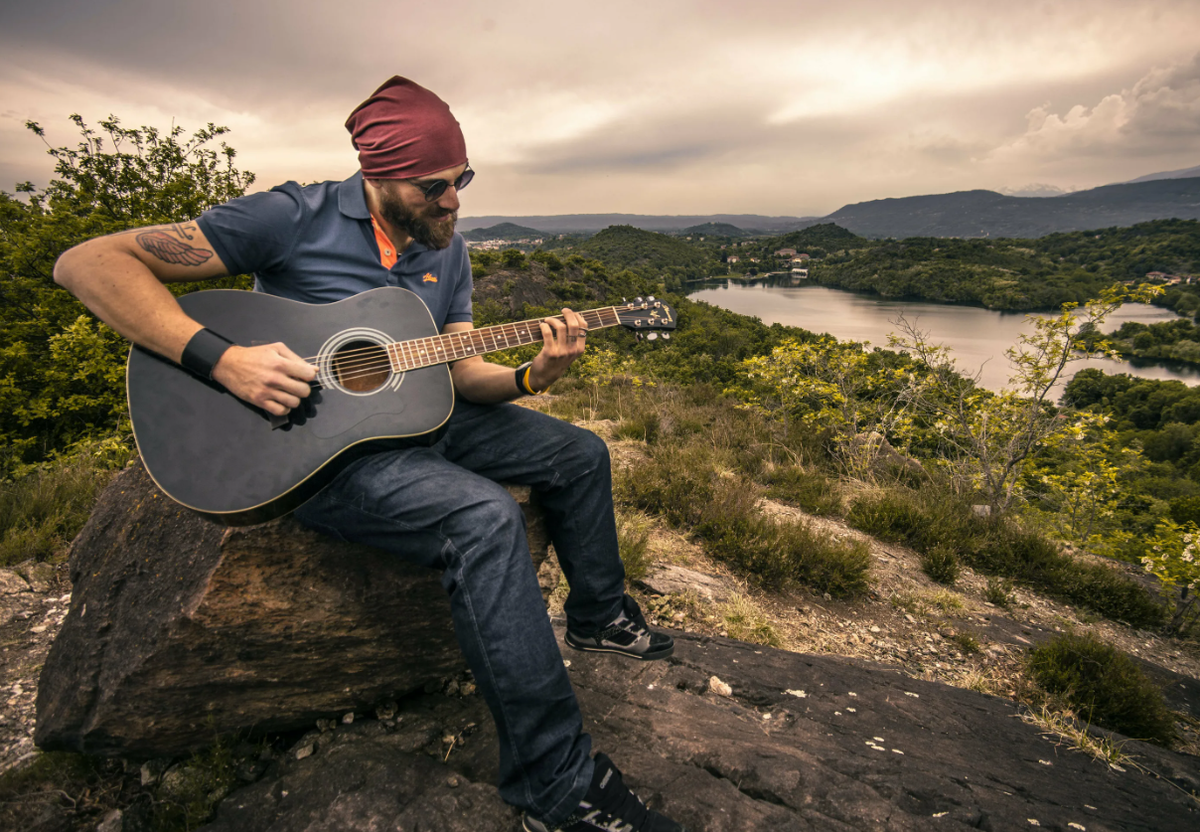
[53,77,685,832]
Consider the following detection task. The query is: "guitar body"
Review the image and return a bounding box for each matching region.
[128,287,454,526]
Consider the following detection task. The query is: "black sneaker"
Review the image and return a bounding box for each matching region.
[565,595,674,660]
[523,753,686,832]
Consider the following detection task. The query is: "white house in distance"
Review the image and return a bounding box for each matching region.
[775,247,797,257]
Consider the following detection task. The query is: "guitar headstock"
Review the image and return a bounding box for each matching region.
[616,297,676,341]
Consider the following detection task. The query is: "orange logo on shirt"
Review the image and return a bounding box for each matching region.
[422,272,438,283]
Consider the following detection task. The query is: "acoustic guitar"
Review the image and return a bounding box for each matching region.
[127,287,676,526]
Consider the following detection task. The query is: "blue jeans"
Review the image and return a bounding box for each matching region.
[294,399,625,824]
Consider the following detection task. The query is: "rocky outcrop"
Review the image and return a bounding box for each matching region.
[201,626,1200,831]
[34,461,549,758]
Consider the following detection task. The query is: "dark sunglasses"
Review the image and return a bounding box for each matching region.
[408,163,474,202]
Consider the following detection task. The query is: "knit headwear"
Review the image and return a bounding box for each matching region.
[345,76,467,179]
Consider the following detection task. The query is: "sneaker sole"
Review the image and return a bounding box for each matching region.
[564,633,675,661]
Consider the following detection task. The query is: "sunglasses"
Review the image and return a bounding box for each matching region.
[408,163,474,202]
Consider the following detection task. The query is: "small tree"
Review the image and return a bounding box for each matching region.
[731,336,917,477]
[1141,519,1200,634]
[886,285,1158,513]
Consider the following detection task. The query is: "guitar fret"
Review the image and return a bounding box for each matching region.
[383,303,663,374]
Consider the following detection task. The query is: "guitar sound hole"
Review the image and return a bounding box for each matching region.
[332,340,390,392]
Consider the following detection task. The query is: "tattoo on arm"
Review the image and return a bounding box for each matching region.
[171,222,196,241]
[136,230,213,267]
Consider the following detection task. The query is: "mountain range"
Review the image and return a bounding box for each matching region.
[459,165,1200,241]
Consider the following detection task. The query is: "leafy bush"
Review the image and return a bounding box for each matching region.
[764,465,843,516]
[921,543,961,585]
[617,444,870,598]
[846,487,1165,628]
[1028,633,1176,747]
[984,577,1014,607]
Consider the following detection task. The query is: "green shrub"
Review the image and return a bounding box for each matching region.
[921,543,961,585]
[764,466,842,516]
[952,632,981,654]
[846,487,1165,628]
[1028,633,1176,747]
[984,577,1014,607]
[617,444,870,598]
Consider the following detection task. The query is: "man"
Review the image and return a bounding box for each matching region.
[54,77,686,832]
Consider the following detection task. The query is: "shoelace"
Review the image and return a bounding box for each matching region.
[587,763,652,831]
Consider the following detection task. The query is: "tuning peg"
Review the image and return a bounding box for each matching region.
[635,296,643,303]
[648,296,656,301]
[635,333,644,342]
[647,332,658,341]
[662,332,671,340]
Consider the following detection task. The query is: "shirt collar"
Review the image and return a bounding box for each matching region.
[338,170,371,219]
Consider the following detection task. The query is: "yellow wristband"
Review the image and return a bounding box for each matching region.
[516,362,544,395]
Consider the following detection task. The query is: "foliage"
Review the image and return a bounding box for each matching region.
[569,225,719,288]
[1028,633,1176,747]
[763,465,843,515]
[615,507,655,584]
[920,543,961,585]
[1140,519,1200,634]
[729,336,918,477]
[889,284,1155,513]
[846,486,1165,628]
[1,116,254,474]
[0,437,131,565]
[984,577,1015,607]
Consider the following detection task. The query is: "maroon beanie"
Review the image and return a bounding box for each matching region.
[345,76,467,179]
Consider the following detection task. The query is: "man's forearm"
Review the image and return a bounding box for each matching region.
[451,358,527,404]
[55,240,205,362]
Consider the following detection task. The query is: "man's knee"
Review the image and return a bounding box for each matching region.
[564,427,611,479]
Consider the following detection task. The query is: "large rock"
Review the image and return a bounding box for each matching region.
[34,461,549,758]
[201,627,1200,831]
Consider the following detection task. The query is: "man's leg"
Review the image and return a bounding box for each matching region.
[294,446,592,826]
[435,400,628,631]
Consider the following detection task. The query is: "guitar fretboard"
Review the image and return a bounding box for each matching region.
[385,307,620,371]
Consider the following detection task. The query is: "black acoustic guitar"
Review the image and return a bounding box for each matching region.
[127,287,676,526]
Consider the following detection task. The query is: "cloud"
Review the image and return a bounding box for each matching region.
[995,52,1200,161]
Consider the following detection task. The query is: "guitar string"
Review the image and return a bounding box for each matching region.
[291,307,671,387]
[307,311,644,387]
[292,307,620,367]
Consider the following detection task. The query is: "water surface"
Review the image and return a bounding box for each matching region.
[688,281,1200,392]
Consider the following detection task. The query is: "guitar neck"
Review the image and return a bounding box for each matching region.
[385,307,621,372]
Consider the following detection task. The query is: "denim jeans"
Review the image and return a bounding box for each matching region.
[294,399,625,824]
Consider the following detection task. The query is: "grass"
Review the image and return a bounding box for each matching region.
[984,577,1014,607]
[846,486,1166,629]
[1027,632,1177,747]
[763,465,843,516]
[616,507,654,583]
[617,444,871,598]
[0,445,127,567]
[0,738,241,831]
[721,594,783,647]
[1019,704,1133,770]
[891,588,964,617]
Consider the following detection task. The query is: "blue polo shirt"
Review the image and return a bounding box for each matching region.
[195,171,473,330]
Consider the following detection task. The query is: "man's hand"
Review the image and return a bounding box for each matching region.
[211,343,317,416]
[528,308,588,391]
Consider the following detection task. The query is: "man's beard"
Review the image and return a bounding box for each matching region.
[378,190,458,250]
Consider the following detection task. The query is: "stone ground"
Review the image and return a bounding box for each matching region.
[1,428,1199,828]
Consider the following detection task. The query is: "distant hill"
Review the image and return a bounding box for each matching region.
[460,222,546,242]
[825,177,1200,239]
[457,213,819,235]
[677,222,754,237]
[1127,164,1200,184]
[773,223,868,252]
[571,225,717,279]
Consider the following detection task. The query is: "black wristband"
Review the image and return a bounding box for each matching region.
[514,361,542,396]
[180,328,235,380]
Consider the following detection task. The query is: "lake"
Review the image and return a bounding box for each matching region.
[687,280,1200,392]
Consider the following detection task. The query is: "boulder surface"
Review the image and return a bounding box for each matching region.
[34,461,548,757]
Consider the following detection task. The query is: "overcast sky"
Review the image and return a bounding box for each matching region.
[3,0,1199,218]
